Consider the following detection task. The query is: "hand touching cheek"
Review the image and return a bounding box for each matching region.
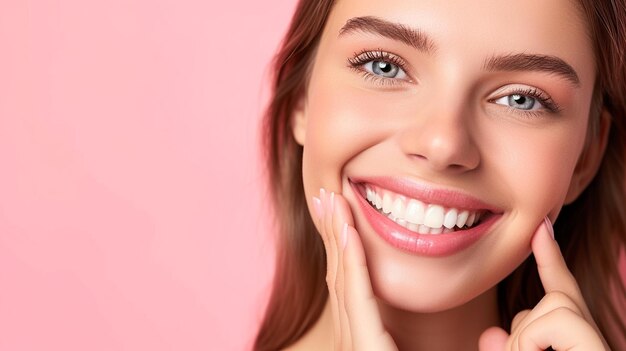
[313,189,398,351]
[479,218,610,351]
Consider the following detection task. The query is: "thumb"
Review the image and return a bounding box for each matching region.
[479,326,508,351]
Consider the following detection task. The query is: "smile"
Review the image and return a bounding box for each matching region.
[364,184,485,235]
[349,177,503,256]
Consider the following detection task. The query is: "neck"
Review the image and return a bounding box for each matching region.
[379,287,500,351]
[310,286,500,351]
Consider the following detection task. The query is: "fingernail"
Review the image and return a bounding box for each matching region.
[320,188,326,202]
[330,192,335,213]
[342,222,348,249]
[544,216,555,240]
[312,197,322,220]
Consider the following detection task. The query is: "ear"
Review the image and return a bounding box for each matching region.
[291,96,308,146]
[564,109,611,204]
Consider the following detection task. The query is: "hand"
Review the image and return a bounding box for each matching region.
[313,189,398,351]
[479,217,610,351]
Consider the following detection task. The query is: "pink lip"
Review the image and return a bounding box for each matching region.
[349,177,503,256]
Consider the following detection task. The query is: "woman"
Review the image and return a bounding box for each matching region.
[256,0,626,349]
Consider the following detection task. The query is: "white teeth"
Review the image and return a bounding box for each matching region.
[382,192,393,214]
[391,197,405,219]
[375,193,383,209]
[467,212,476,227]
[443,208,458,229]
[396,218,407,228]
[456,210,469,228]
[364,185,486,234]
[430,227,443,235]
[405,199,425,224]
[367,188,374,202]
[424,205,445,229]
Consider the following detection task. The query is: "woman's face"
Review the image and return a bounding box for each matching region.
[293,0,599,312]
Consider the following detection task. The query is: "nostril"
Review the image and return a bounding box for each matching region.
[409,153,428,161]
[448,164,466,170]
[408,153,474,171]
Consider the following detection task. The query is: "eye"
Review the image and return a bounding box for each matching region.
[494,94,542,111]
[490,86,561,114]
[363,60,407,79]
[347,49,411,85]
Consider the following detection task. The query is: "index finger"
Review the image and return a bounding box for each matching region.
[531,216,585,305]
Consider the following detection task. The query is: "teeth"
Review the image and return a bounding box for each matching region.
[364,185,486,234]
[396,218,407,228]
[430,227,443,235]
[391,197,405,219]
[467,212,476,227]
[424,205,445,229]
[456,210,469,228]
[375,193,383,209]
[405,199,425,224]
[382,192,393,214]
[443,208,458,229]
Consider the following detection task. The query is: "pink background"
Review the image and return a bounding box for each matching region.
[0,0,295,350]
[0,1,623,351]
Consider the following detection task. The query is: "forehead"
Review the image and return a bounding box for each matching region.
[322,0,595,85]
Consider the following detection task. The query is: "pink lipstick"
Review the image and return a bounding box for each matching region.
[349,177,503,256]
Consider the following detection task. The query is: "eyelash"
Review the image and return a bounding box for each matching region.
[492,87,562,116]
[347,49,562,116]
[347,49,411,86]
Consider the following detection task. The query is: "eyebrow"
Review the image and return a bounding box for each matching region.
[339,16,436,54]
[339,16,581,87]
[484,53,580,87]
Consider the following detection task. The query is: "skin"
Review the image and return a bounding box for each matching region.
[288,0,611,349]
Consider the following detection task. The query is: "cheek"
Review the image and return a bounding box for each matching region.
[301,79,400,190]
[480,119,586,215]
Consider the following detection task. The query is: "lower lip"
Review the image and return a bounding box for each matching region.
[350,181,501,257]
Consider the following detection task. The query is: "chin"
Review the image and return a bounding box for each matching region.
[362,237,496,313]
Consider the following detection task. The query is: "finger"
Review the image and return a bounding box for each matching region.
[330,193,355,350]
[322,189,338,284]
[516,307,605,351]
[312,196,326,244]
[510,310,530,332]
[343,224,398,351]
[319,188,342,349]
[509,293,583,349]
[531,217,586,311]
[479,326,509,351]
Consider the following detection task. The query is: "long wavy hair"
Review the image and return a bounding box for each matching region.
[254,0,626,350]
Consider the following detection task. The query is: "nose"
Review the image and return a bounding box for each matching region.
[399,104,481,173]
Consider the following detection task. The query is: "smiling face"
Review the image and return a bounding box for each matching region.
[292,0,602,312]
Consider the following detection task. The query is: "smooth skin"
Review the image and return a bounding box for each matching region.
[286,0,612,349]
[312,189,609,350]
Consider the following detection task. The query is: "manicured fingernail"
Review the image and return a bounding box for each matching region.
[320,188,326,201]
[312,197,322,220]
[330,192,335,213]
[342,222,348,249]
[544,216,555,240]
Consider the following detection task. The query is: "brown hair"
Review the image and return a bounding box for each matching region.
[254,1,626,350]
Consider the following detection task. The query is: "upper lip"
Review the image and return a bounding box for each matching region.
[350,176,504,213]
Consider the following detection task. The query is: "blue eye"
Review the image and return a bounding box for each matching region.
[347,50,411,84]
[495,94,542,111]
[364,60,407,79]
